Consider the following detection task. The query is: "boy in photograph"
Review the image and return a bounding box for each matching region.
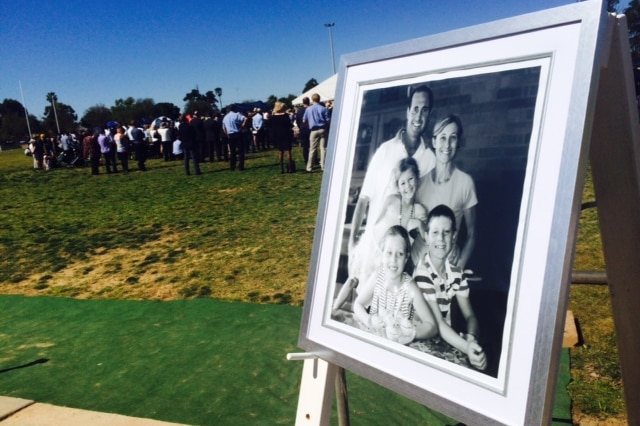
[413,204,487,371]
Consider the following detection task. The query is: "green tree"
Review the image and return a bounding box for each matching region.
[153,102,180,120]
[302,78,318,93]
[279,94,297,109]
[625,0,640,64]
[182,88,218,115]
[183,100,214,116]
[43,93,76,135]
[0,98,40,142]
[111,97,135,125]
[111,97,156,125]
[81,104,113,129]
[183,88,202,103]
[266,94,278,110]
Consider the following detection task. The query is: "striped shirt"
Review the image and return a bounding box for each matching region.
[369,269,414,321]
[413,254,469,326]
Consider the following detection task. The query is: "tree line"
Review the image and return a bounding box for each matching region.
[0,78,320,144]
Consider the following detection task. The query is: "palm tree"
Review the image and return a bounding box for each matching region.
[46,92,60,133]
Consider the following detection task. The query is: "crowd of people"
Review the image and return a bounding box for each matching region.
[24,95,334,176]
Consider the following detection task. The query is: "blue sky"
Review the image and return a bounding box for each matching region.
[1,0,578,119]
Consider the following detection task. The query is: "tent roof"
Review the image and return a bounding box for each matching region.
[292,74,338,106]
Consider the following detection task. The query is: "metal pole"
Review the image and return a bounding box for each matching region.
[324,23,336,74]
[18,81,32,140]
[51,97,60,134]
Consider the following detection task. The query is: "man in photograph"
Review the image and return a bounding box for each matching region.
[348,85,436,257]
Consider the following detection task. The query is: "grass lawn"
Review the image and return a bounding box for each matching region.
[0,147,626,424]
[0,295,573,425]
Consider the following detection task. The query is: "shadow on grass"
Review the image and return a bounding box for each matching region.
[0,358,49,374]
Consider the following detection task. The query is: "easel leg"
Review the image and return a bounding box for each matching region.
[335,367,350,426]
[293,356,337,426]
[589,15,640,424]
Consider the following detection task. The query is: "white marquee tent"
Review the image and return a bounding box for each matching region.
[292,74,338,105]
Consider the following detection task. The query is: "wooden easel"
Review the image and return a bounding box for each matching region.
[588,13,640,426]
[286,353,348,426]
[289,14,640,426]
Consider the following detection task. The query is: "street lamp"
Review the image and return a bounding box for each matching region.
[324,23,336,74]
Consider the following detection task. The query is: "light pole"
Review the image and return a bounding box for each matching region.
[324,23,336,74]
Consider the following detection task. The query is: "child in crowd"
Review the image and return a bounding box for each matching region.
[353,225,437,344]
[413,204,487,370]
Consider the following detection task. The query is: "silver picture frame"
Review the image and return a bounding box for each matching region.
[298,1,609,424]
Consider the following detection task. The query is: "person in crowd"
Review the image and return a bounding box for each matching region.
[219,109,230,162]
[172,136,183,160]
[349,84,436,270]
[295,97,311,165]
[262,111,271,149]
[251,108,265,152]
[269,101,295,174]
[147,125,161,158]
[177,114,201,176]
[98,127,117,173]
[60,131,71,158]
[222,104,248,171]
[45,135,58,158]
[88,128,102,175]
[158,121,173,162]
[128,120,148,171]
[32,134,46,170]
[203,113,220,162]
[43,148,56,170]
[241,111,253,155]
[352,225,437,344]
[113,126,130,172]
[302,93,330,173]
[413,204,487,370]
[414,114,477,270]
[189,111,205,162]
[212,114,224,161]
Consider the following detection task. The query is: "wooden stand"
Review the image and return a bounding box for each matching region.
[588,14,640,425]
[287,353,350,426]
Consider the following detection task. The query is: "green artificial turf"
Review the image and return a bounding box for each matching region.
[0,295,571,425]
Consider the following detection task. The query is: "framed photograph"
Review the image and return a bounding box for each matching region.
[298,1,610,425]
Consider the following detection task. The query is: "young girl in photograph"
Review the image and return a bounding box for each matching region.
[334,157,426,311]
[372,156,427,259]
[353,225,437,344]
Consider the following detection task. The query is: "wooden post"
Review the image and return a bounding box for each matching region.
[335,367,350,426]
[288,353,337,426]
[589,15,640,424]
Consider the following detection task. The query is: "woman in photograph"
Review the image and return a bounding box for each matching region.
[415,114,477,270]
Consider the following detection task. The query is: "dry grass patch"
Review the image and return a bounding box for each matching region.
[2,229,308,304]
[3,233,188,300]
